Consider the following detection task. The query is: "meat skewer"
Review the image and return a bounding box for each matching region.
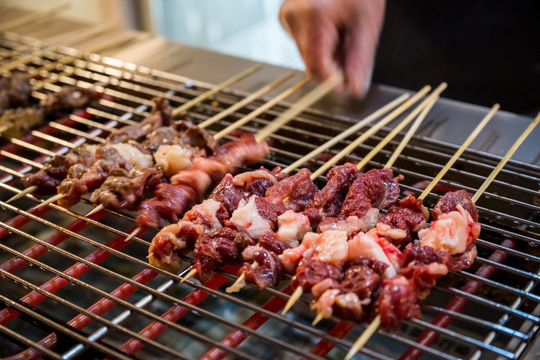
[225,94,438,295]
[129,71,347,244]
[163,82,433,283]
[8,63,266,205]
[84,72,297,217]
[281,84,446,314]
[344,103,502,360]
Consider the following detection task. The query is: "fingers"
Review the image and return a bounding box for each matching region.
[343,0,385,96]
[280,0,341,81]
[280,0,386,97]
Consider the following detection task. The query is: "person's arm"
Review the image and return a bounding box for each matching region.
[279,0,385,97]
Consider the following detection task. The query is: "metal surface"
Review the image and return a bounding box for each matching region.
[0,33,539,360]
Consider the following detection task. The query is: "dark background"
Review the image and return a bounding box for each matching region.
[373,1,540,115]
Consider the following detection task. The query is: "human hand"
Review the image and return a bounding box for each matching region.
[280,0,385,97]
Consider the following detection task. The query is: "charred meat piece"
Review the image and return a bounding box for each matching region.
[379,194,428,249]
[22,155,72,195]
[432,189,478,222]
[90,167,163,211]
[265,168,318,214]
[0,107,44,137]
[107,97,172,143]
[139,183,200,228]
[340,168,402,218]
[193,227,239,282]
[240,245,283,289]
[376,275,421,330]
[0,73,32,114]
[148,221,204,273]
[39,86,95,114]
[311,162,359,217]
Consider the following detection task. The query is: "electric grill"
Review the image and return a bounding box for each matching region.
[0,31,539,360]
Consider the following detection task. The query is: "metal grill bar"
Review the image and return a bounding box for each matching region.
[0,34,539,359]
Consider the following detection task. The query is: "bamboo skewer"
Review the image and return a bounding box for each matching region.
[345,103,505,360]
[254,71,344,143]
[197,72,295,128]
[311,83,447,179]
[213,77,311,140]
[172,64,264,117]
[283,92,440,317]
[6,185,38,203]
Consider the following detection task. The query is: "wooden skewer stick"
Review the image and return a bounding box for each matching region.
[33,192,65,209]
[213,77,312,140]
[85,203,104,217]
[354,95,439,172]
[180,267,198,283]
[470,111,540,203]
[345,103,502,360]
[254,70,345,143]
[282,286,304,315]
[6,185,38,204]
[311,83,447,179]
[282,89,425,174]
[172,64,264,117]
[344,315,381,360]
[124,227,142,242]
[418,103,500,201]
[197,72,295,128]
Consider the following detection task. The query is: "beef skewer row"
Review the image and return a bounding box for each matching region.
[84,72,299,218]
[226,95,439,293]
[21,96,181,208]
[7,64,274,204]
[128,72,351,243]
[279,84,446,313]
[0,74,96,138]
[33,73,292,211]
[151,84,440,284]
[343,103,504,360]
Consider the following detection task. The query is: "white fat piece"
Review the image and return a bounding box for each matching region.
[276,210,311,247]
[229,195,272,239]
[348,231,397,277]
[303,230,348,265]
[191,199,222,232]
[418,205,472,255]
[153,145,193,177]
[109,143,153,169]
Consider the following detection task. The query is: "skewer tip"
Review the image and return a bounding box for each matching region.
[311,312,324,326]
[282,286,303,315]
[85,203,104,217]
[125,227,141,242]
[5,185,38,203]
[225,272,246,293]
[34,193,65,209]
[181,267,198,283]
[344,315,381,360]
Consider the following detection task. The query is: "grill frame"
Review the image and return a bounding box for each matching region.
[0,33,539,360]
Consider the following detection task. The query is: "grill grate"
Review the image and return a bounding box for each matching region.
[0,33,539,360]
